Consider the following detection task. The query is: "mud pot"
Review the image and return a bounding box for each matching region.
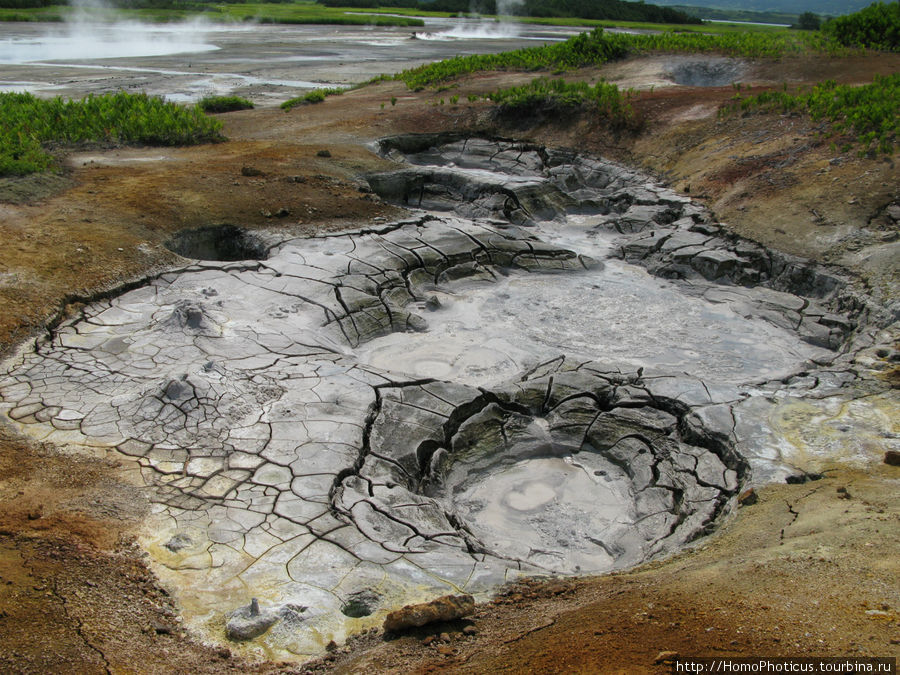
[0,136,895,661]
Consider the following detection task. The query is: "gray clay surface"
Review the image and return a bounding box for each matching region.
[1,137,875,658]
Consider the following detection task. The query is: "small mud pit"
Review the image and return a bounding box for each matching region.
[165,224,270,261]
[667,57,745,87]
[0,137,861,660]
[343,370,743,577]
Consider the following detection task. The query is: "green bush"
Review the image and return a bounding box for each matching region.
[488,77,639,129]
[724,74,900,154]
[822,2,900,51]
[792,12,821,31]
[198,95,254,113]
[0,91,224,176]
[281,87,345,111]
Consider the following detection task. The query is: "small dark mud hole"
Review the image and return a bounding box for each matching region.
[668,59,744,87]
[165,224,269,261]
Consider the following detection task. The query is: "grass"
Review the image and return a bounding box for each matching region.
[0,5,190,23]
[0,3,425,25]
[198,95,254,113]
[390,27,849,90]
[281,87,347,111]
[514,16,790,34]
[217,3,423,26]
[723,74,900,154]
[0,91,224,176]
[487,77,639,130]
[0,6,64,21]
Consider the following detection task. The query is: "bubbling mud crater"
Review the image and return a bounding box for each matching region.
[0,136,874,659]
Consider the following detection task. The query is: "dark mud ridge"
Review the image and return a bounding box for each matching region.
[0,134,894,659]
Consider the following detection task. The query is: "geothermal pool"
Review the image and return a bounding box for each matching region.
[0,18,584,103]
[1,136,864,659]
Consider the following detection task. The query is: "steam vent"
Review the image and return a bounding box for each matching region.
[0,136,880,659]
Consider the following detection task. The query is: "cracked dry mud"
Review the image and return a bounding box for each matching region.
[0,137,894,661]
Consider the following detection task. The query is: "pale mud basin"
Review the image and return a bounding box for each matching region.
[0,136,896,660]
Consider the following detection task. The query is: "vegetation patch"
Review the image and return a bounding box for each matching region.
[822,1,900,51]
[212,2,424,26]
[0,2,426,25]
[281,87,346,111]
[487,77,640,130]
[198,95,254,113]
[723,74,900,154]
[0,91,224,176]
[391,27,848,90]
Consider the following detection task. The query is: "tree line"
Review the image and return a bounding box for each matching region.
[319,0,702,24]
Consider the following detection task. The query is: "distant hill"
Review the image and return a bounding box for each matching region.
[654,0,875,18]
[666,5,798,24]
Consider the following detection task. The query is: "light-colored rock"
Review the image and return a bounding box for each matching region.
[383,594,475,633]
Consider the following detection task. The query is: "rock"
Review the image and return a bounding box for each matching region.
[738,488,758,506]
[691,248,741,280]
[786,472,824,484]
[383,594,475,633]
[241,166,264,177]
[163,533,193,552]
[654,650,680,664]
[317,150,332,158]
[884,450,900,466]
[659,230,710,252]
[462,625,477,636]
[617,204,676,232]
[225,598,290,641]
[436,645,455,656]
[422,635,435,646]
[885,203,900,222]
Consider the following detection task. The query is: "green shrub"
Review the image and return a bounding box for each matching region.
[488,77,639,129]
[0,91,224,176]
[198,95,254,113]
[822,2,900,51]
[792,12,821,31]
[723,74,900,154]
[281,87,345,111]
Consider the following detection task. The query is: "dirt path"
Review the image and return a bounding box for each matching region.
[0,53,898,673]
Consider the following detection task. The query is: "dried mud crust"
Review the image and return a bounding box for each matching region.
[0,53,898,673]
[324,470,900,673]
